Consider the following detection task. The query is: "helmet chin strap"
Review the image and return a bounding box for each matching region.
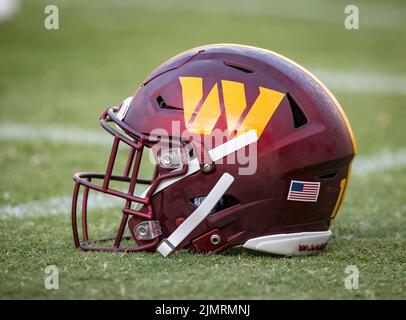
[156,173,235,257]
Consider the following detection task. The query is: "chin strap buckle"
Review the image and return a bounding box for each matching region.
[156,172,235,257]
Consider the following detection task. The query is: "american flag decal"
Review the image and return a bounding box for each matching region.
[287,180,320,202]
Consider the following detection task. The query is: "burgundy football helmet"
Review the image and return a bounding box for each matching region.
[71,44,356,256]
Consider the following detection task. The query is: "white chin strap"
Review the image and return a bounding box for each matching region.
[156,173,234,257]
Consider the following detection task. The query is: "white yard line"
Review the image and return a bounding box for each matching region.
[1,149,405,219]
[312,69,406,95]
[352,149,406,176]
[0,193,123,219]
[0,124,109,145]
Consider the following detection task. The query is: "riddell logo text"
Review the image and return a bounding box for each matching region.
[298,243,328,251]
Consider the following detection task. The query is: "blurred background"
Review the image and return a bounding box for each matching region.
[0,0,405,299]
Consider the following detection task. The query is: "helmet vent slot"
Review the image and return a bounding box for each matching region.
[191,194,240,214]
[318,171,338,180]
[223,61,255,73]
[156,95,182,110]
[287,93,308,128]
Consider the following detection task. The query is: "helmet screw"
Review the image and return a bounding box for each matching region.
[136,225,148,238]
[201,163,214,173]
[210,234,221,245]
[160,153,172,167]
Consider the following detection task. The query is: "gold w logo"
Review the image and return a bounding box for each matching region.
[179,77,285,137]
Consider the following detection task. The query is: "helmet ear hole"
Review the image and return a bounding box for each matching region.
[190,194,240,214]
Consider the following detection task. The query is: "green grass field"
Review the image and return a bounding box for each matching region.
[0,0,405,299]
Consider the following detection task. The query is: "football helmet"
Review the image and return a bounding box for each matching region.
[71,44,356,256]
